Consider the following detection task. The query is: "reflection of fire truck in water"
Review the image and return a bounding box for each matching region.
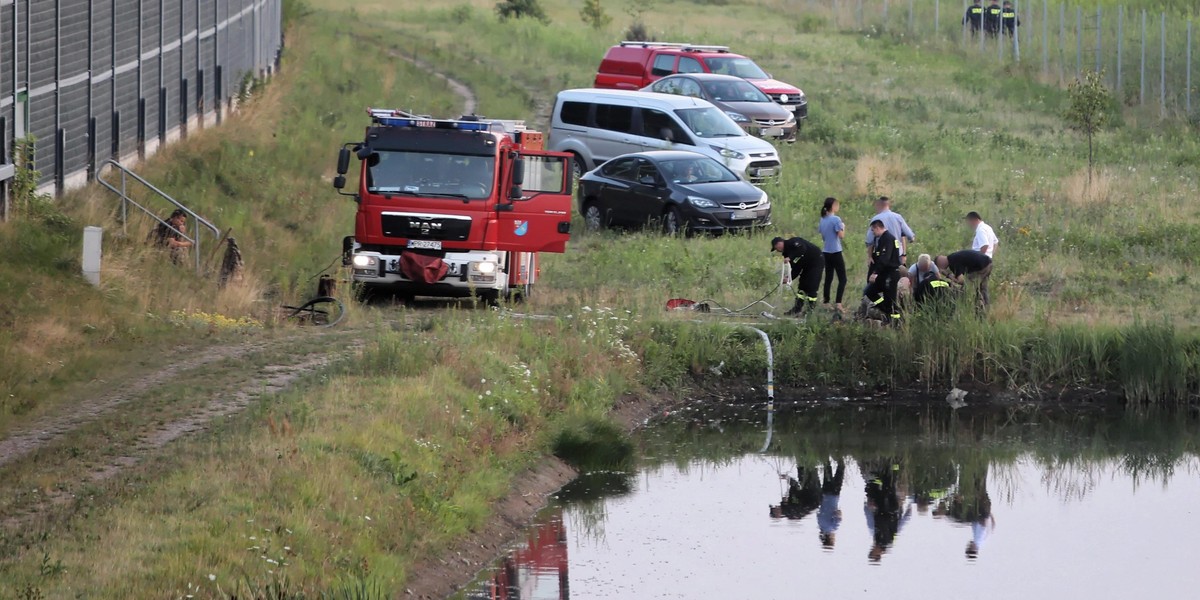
[469,508,570,600]
[333,109,573,302]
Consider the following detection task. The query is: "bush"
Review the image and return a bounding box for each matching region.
[495,0,549,23]
[624,20,653,42]
[580,0,611,30]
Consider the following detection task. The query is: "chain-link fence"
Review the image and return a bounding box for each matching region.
[0,0,282,209]
[790,0,1195,117]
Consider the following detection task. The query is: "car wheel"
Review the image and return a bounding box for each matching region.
[663,206,686,237]
[571,154,587,182]
[582,201,604,231]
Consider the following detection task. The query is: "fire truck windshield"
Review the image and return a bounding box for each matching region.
[366,151,496,200]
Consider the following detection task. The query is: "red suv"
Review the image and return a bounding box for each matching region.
[593,41,807,122]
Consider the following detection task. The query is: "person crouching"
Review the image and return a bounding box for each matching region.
[864,220,902,325]
[772,236,825,318]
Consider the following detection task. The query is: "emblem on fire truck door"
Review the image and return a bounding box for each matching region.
[514,220,528,236]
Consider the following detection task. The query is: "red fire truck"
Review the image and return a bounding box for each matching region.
[333,109,573,302]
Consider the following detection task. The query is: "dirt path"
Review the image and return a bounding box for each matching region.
[0,340,275,469]
[390,50,478,116]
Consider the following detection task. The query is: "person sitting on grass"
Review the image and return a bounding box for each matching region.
[148,208,193,264]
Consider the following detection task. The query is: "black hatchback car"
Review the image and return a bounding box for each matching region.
[577,151,771,235]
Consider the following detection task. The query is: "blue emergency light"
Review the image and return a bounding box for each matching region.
[368,108,492,131]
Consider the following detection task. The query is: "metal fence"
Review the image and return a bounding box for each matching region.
[793,0,1196,117]
[0,0,282,207]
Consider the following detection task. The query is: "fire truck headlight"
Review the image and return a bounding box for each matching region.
[472,261,497,275]
[352,255,377,268]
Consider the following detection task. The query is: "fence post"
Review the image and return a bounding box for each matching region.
[856,0,863,30]
[1160,11,1166,116]
[1042,0,1048,74]
[1058,3,1065,83]
[962,0,968,45]
[1013,1,1020,62]
[1080,6,1089,78]
[1188,19,1193,116]
[1140,9,1146,106]
[1095,6,1101,74]
[908,0,913,34]
[1118,6,1124,95]
[935,0,940,40]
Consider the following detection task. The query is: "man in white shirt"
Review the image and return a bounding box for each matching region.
[967,211,998,258]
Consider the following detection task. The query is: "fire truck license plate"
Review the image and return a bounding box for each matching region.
[407,240,442,250]
[732,210,757,220]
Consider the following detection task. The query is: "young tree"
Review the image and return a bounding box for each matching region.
[580,0,611,30]
[1064,69,1113,185]
[495,0,549,23]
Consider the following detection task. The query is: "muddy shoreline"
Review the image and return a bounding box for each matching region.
[402,391,682,599]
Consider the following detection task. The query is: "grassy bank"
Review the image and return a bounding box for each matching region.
[2,0,1200,597]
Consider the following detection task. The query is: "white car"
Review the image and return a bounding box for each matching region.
[547,88,782,183]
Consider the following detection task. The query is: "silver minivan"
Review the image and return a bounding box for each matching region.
[547,89,782,183]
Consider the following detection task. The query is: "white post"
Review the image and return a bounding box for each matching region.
[82,226,103,286]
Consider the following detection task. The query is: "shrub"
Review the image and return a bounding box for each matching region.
[579,0,611,30]
[495,0,549,23]
[551,414,634,471]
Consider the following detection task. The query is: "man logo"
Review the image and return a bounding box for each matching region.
[514,220,529,236]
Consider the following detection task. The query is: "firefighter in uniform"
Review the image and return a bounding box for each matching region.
[963,1,984,35]
[984,1,1003,37]
[863,220,902,324]
[1001,1,1020,36]
[772,236,825,317]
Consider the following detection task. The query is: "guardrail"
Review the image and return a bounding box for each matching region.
[97,159,220,274]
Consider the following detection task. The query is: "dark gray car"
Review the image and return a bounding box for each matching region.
[577,151,771,235]
[643,74,798,142]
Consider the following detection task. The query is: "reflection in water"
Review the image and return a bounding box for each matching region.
[464,507,570,600]
[460,405,1200,599]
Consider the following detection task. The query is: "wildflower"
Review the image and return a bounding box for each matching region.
[208,574,216,582]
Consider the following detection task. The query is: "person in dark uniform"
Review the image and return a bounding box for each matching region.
[936,250,993,308]
[1001,1,1020,36]
[863,220,902,324]
[912,277,955,310]
[963,0,984,35]
[772,236,825,317]
[984,1,1003,37]
[771,465,823,520]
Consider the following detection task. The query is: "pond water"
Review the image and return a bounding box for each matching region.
[456,403,1200,599]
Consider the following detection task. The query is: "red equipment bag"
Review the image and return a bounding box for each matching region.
[666,298,697,311]
[400,252,449,284]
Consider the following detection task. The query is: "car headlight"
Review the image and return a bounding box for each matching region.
[784,112,796,124]
[797,92,807,104]
[710,145,745,160]
[725,111,749,123]
[472,260,497,275]
[352,255,378,268]
[758,191,769,206]
[687,196,718,209]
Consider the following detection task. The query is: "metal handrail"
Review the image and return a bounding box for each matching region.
[97,159,221,273]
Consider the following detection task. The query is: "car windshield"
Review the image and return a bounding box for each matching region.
[705,57,770,79]
[702,80,771,103]
[661,158,739,184]
[366,151,495,199]
[674,107,746,138]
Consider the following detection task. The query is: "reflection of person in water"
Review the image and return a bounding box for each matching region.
[817,459,846,549]
[948,462,995,559]
[864,460,913,562]
[770,465,822,520]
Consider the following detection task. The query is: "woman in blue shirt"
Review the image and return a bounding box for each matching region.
[818,197,847,312]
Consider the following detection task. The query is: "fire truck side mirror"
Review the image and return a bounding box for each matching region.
[511,158,525,186]
[336,148,351,175]
[332,175,346,190]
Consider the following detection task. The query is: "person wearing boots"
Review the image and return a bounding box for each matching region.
[863,220,903,324]
[772,236,825,317]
